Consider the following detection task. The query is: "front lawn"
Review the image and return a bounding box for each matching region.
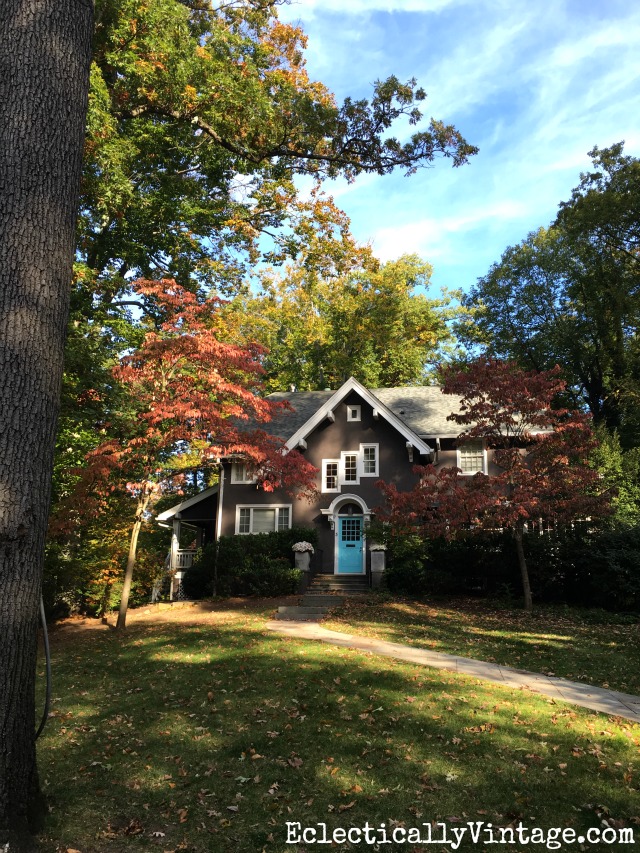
[37,603,639,852]
[325,596,640,695]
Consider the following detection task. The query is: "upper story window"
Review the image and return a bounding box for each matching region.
[237,505,291,534]
[342,452,358,483]
[346,404,361,422]
[361,444,378,476]
[321,445,379,492]
[230,462,257,484]
[457,440,486,475]
[323,460,340,492]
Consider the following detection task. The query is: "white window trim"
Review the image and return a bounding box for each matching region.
[359,443,379,477]
[346,404,361,422]
[322,459,340,493]
[235,504,292,534]
[340,451,360,486]
[456,440,488,476]
[230,461,257,484]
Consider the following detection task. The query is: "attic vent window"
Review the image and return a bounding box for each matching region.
[347,405,361,422]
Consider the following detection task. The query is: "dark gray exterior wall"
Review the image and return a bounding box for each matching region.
[219,391,428,572]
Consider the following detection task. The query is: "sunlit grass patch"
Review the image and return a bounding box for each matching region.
[36,607,639,853]
[325,597,640,693]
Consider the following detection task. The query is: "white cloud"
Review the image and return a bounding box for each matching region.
[279,0,462,21]
[370,200,528,262]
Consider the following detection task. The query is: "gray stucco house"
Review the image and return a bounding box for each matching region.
[157,377,492,580]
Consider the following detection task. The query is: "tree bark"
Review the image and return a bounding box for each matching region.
[0,1,93,849]
[116,492,151,630]
[514,527,533,612]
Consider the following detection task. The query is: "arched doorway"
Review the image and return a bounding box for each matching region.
[321,494,371,574]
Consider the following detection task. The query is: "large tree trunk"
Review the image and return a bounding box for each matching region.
[0,2,93,849]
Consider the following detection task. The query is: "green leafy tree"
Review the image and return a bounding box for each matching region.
[461,143,640,445]
[82,0,477,297]
[51,0,477,614]
[227,254,460,390]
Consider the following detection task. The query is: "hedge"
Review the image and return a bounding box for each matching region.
[182,526,318,598]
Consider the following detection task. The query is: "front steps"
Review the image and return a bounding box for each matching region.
[275,573,370,621]
[306,574,370,595]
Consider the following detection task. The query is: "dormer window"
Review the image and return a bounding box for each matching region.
[457,440,486,475]
[346,404,361,422]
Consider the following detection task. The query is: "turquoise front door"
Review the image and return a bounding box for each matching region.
[337,516,364,573]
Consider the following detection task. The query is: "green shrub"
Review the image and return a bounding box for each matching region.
[182,526,316,598]
[383,523,640,612]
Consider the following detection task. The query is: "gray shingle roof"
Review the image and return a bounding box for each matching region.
[261,385,463,440]
[373,386,463,437]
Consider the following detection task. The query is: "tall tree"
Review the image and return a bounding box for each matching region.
[226,254,459,390]
[82,0,477,296]
[460,144,640,445]
[0,0,94,849]
[378,360,610,611]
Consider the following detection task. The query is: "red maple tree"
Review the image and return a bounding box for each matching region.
[378,359,611,610]
[65,279,317,628]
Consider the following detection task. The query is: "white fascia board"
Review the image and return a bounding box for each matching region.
[156,484,220,521]
[284,376,433,457]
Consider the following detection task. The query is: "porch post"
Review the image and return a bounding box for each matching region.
[170,519,180,571]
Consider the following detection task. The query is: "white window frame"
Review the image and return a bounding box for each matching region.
[230,461,257,484]
[322,459,340,493]
[346,404,361,422]
[235,504,292,534]
[359,443,379,477]
[340,451,360,486]
[457,440,487,475]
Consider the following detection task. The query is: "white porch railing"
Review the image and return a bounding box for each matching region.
[175,550,195,569]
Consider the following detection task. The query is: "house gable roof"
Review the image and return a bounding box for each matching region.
[282,377,434,456]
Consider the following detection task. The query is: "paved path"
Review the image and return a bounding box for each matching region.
[267,620,640,724]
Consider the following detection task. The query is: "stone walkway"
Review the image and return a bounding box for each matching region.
[267,620,640,724]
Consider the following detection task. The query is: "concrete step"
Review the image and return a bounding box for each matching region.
[308,583,368,591]
[277,605,330,617]
[301,594,345,607]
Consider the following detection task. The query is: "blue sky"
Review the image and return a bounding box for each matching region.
[278,0,640,296]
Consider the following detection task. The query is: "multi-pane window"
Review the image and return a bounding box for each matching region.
[361,445,378,476]
[322,445,379,492]
[458,441,485,474]
[341,517,362,541]
[231,462,256,484]
[238,507,251,533]
[323,460,339,492]
[343,453,358,482]
[236,506,291,534]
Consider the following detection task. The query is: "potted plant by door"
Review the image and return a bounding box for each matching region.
[292,541,315,571]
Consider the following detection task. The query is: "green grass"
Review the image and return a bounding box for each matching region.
[37,603,639,853]
[325,596,640,696]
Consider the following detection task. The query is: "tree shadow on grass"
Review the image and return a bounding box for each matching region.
[37,614,640,852]
[328,598,640,695]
